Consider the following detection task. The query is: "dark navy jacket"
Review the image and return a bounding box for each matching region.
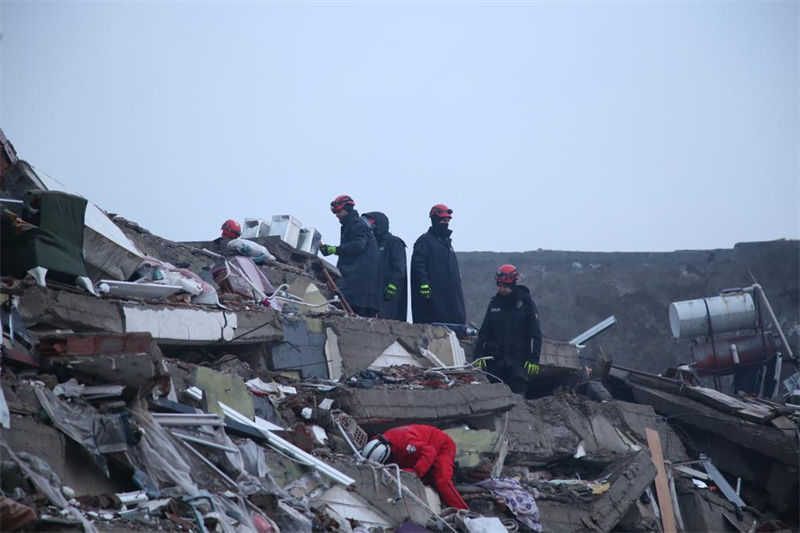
[410,226,466,325]
[363,212,407,321]
[475,285,542,370]
[336,210,381,312]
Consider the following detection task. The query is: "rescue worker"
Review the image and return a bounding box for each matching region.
[319,195,381,317]
[361,424,469,510]
[473,264,543,395]
[218,219,274,263]
[362,211,407,321]
[410,204,466,325]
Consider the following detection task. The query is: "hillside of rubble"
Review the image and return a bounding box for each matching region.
[458,242,800,372]
[1,131,798,533]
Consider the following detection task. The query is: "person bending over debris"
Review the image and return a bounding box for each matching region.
[410,204,466,325]
[473,264,543,395]
[319,195,381,317]
[361,424,470,510]
[362,211,408,321]
[217,219,274,263]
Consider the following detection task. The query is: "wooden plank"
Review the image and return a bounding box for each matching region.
[646,427,677,533]
[684,386,753,413]
[770,416,798,432]
[736,406,777,424]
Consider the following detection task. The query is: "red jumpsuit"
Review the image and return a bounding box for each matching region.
[382,425,469,510]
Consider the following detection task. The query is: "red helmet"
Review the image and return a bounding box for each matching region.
[429,204,453,219]
[495,264,519,286]
[330,194,355,213]
[221,219,241,239]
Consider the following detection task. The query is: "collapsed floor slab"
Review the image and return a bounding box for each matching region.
[536,449,656,532]
[504,394,688,466]
[341,383,515,430]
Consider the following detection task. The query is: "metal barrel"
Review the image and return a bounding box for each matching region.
[669,293,755,339]
[691,333,779,376]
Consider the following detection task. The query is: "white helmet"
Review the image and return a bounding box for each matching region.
[361,437,391,463]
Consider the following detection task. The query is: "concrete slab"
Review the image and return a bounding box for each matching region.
[18,285,124,333]
[324,317,437,377]
[230,308,283,344]
[505,395,689,466]
[538,449,656,532]
[123,305,237,343]
[369,341,428,370]
[330,459,434,527]
[325,328,343,381]
[631,385,796,466]
[342,383,514,429]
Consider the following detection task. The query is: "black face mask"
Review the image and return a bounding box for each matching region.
[431,220,450,236]
[496,289,514,302]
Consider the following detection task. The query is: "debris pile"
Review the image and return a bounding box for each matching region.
[1,131,797,532]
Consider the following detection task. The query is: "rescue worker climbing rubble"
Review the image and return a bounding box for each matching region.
[362,211,408,321]
[319,195,381,317]
[473,264,543,396]
[361,424,470,510]
[410,204,466,325]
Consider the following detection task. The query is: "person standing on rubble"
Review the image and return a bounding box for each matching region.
[410,204,466,325]
[361,424,470,510]
[319,195,381,317]
[361,211,408,321]
[473,264,543,395]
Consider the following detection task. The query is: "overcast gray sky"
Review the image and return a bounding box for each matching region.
[2,1,798,253]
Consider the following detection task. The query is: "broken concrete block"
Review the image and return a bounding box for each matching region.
[18,285,125,333]
[426,327,467,367]
[233,308,283,344]
[324,328,343,381]
[537,449,656,532]
[342,383,514,428]
[369,340,429,370]
[314,485,393,529]
[123,305,238,343]
[325,317,451,377]
[631,384,796,465]
[539,339,581,369]
[676,477,758,533]
[505,395,690,466]
[329,459,434,527]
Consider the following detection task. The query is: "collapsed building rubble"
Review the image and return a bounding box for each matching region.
[1,131,798,532]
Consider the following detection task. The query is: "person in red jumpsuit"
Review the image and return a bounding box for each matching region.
[361,424,469,510]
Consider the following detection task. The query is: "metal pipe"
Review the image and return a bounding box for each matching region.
[152,413,224,426]
[753,284,794,358]
[169,430,240,453]
[185,388,355,486]
[180,440,239,488]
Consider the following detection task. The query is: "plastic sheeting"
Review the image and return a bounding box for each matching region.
[127,400,199,496]
[0,440,98,533]
[34,385,130,477]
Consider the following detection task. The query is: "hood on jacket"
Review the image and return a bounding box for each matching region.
[362,211,389,239]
